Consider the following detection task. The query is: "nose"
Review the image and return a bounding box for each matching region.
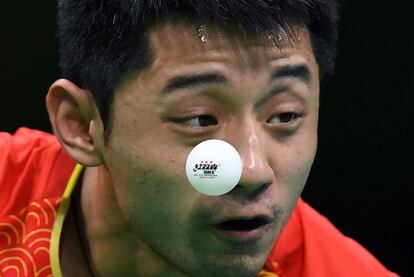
[227,118,273,196]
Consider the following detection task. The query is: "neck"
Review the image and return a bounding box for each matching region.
[68,165,188,277]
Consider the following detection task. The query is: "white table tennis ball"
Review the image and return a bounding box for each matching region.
[185,139,242,196]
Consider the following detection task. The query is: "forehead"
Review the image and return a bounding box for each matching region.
[147,22,317,72]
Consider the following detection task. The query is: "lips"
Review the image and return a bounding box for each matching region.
[212,215,273,241]
[215,217,270,231]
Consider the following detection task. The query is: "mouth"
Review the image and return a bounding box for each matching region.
[213,216,272,241]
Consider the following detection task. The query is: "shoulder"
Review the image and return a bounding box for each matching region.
[0,128,76,276]
[269,199,398,277]
[0,128,75,215]
[0,127,60,162]
[0,128,62,176]
[297,200,396,276]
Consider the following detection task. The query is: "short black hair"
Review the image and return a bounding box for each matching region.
[57,0,340,131]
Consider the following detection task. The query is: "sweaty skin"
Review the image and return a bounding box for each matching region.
[53,22,320,277]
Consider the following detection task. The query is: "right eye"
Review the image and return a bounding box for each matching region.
[175,115,218,128]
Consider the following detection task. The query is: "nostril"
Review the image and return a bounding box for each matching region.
[228,182,271,200]
[237,159,273,193]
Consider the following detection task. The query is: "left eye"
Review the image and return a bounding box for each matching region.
[267,112,301,124]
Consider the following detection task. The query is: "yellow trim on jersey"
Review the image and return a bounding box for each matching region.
[50,164,84,277]
[257,269,279,277]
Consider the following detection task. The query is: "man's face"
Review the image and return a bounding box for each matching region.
[104,23,319,276]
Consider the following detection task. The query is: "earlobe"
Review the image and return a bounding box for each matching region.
[46,79,104,166]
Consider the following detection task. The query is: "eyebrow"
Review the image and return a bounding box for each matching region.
[162,72,228,93]
[255,64,312,109]
[270,64,312,86]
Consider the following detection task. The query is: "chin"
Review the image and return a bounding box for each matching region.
[191,254,267,277]
[202,265,263,277]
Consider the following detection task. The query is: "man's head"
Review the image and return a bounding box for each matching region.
[47,1,339,276]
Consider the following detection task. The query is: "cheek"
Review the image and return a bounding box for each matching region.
[274,121,318,206]
[289,146,315,195]
[114,168,201,267]
[106,138,200,239]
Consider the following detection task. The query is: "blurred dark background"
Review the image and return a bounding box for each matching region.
[0,1,412,276]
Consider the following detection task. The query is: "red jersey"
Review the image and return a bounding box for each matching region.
[0,128,398,277]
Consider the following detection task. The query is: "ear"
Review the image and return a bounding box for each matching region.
[46,79,105,166]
